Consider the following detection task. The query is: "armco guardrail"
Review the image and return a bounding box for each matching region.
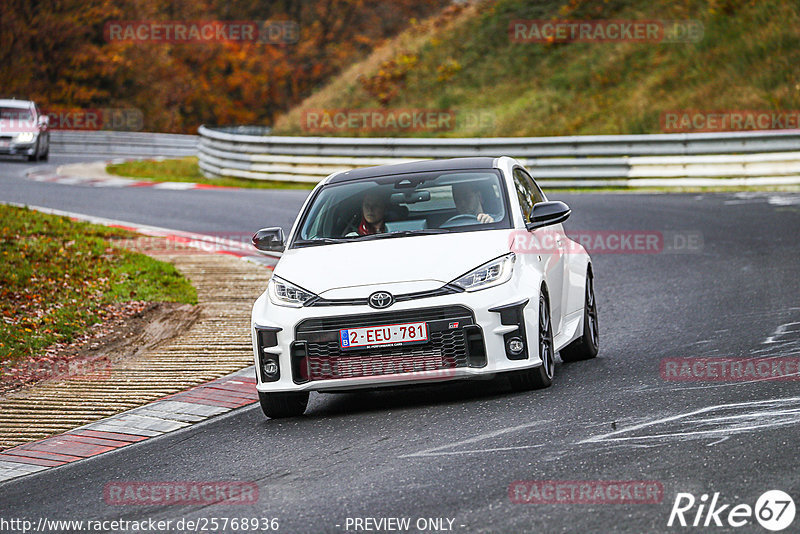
[52,130,198,158]
[197,127,800,188]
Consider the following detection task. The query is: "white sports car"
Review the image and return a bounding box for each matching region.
[251,157,598,418]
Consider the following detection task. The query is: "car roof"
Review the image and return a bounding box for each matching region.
[327,157,497,184]
[0,99,33,109]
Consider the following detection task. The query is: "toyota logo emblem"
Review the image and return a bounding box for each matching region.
[368,291,394,309]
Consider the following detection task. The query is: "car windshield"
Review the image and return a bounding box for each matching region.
[0,107,33,123]
[294,169,510,246]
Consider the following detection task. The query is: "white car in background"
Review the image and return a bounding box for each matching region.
[251,157,598,418]
[0,99,50,161]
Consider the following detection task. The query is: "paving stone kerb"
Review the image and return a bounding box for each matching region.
[0,368,257,482]
[0,251,271,452]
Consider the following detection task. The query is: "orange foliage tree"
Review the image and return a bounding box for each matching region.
[0,0,448,132]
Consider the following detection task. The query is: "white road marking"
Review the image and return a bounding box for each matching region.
[764,321,800,344]
[724,193,800,206]
[406,444,545,457]
[579,397,800,445]
[400,421,547,458]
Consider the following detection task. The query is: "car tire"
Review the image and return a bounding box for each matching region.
[560,269,599,362]
[509,289,554,391]
[259,391,309,418]
[27,141,40,162]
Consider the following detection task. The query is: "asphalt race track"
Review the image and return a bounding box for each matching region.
[2,155,800,533]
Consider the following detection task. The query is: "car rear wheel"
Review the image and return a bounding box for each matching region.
[560,269,599,362]
[509,291,554,391]
[259,391,309,418]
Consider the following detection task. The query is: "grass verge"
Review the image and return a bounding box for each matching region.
[0,205,197,369]
[273,0,800,138]
[106,157,317,190]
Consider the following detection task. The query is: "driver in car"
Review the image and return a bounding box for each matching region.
[452,182,497,223]
[344,189,388,236]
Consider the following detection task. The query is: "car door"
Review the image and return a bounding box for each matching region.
[514,167,567,336]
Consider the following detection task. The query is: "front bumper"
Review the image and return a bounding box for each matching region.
[251,281,541,393]
[0,138,36,156]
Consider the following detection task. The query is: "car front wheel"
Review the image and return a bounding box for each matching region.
[259,391,309,418]
[27,141,40,162]
[509,290,554,391]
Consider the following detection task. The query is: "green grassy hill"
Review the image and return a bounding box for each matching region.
[273,0,800,137]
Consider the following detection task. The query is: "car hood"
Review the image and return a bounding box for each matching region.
[0,126,38,135]
[273,230,513,297]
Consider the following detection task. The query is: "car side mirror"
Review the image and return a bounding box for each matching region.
[252,227,285,252]
[526,201,571,231]
[37,115,49,127]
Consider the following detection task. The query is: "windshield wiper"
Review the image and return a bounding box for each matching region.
[293,237,351,247]
[356,229,449,241]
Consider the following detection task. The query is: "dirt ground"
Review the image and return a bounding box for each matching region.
[0,301,199,397]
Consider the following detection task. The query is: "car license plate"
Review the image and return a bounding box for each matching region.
[340,321,428,349]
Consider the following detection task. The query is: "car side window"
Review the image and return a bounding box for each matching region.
[512,168,534,221]
[517,168,545,205]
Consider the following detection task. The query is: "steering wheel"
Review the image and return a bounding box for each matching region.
[441,214,479,228]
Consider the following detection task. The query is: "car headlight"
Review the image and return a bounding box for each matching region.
[268,275,317,307]
[15,132,35,143]
[451,253,515,292]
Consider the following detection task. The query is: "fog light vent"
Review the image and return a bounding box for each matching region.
[255,326,281,382]
[507,337,524,356]
[489,299,530,361]
[263,359,279,377]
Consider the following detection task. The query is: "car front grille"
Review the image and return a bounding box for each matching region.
[303,284,463,307]
[293,305,479,382]
[305,329,467,381]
